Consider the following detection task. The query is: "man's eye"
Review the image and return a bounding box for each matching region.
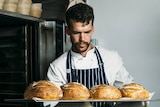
[85,31,90,34]
[73,32,79,34]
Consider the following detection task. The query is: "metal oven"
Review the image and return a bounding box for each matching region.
[0,11,65,107]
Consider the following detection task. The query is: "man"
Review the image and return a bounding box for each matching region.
[46,2,137,107]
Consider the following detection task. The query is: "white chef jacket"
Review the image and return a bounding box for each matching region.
[47,46,134,88]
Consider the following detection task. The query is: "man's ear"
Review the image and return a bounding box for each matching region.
[91,26,95,35]
[92,26,95,33]
[65,26,70,35]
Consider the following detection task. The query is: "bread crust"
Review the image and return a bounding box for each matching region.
[89,84,122,100]
[24,80,62,100]
[119,83,149,99]
[60,82,90,100]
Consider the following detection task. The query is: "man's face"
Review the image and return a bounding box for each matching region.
[67,20,94,53]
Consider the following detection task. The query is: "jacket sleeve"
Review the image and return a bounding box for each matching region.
[113,65,134,88]
[99,47,134,88]
[46,57,68,87]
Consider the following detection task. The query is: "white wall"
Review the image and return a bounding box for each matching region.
[88,0,160,107]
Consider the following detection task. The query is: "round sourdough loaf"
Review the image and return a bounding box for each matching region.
[90,84,122,100]
[119,83,149,99]
[24,80,62,100]
[61,82,90,100]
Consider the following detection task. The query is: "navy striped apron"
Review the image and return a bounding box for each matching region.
[66,47,113,107]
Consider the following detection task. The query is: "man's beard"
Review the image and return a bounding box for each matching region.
[72,41,90,53]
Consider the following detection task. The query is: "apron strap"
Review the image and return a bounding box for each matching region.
[94,47,104,67]
[94,47,108,84]
[66,50,71,70]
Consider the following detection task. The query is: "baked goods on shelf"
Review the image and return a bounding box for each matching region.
[1,0,42,18]
[89,84,122,100]
[119,83,149,99]
[30,3,42,18]
[24,80,63,100]
[60,82,90,100]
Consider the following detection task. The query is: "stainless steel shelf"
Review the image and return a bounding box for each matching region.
[0,9,44,26]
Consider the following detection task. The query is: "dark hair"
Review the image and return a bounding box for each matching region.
[65,3,94,28]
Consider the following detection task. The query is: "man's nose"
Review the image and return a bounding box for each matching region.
[80,33,85,41]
